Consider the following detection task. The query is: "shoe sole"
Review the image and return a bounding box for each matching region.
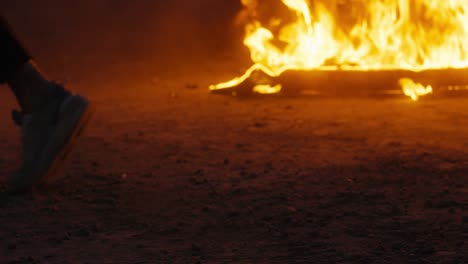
[36,96,95,186]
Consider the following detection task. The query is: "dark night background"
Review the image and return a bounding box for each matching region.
[1,1,467,263]
[2,0,246,86]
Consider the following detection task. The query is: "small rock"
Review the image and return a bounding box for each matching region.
[254,122,266,128]
[186,83,199,90]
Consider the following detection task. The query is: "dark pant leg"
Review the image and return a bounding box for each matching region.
[0,15,30,84]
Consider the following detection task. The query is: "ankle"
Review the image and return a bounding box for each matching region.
[8,61,52,113]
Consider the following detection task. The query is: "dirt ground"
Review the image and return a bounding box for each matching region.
[1,1,467,263]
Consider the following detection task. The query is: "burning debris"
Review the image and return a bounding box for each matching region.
[399,78,432,101]
[211,0,468,100]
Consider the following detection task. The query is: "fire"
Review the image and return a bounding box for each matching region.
[399,78,433,101]
[211,0,468,99]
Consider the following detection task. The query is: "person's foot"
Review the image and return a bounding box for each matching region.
[8,82,94,194]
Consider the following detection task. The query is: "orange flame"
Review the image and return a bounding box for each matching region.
[399,78,432,101]
[211,0,468,99]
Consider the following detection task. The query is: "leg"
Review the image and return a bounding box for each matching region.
[0,16,50,113]
[0,16,94,193]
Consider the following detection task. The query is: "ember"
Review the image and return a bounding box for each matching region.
[211,0,468,100]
